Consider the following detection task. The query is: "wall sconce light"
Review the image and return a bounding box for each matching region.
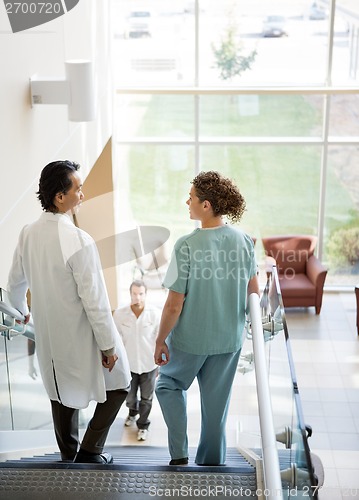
[30,60,95,122]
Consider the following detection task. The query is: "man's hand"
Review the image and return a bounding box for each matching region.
[16,313,31,325]
[102,353,118,372]
[154,341,169,366]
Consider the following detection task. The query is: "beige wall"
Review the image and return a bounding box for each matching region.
[0,2,116,297]
[76,138,118,308]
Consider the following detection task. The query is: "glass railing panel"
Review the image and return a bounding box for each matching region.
[0,288,51,432]
[0,288,13,431]
[266,268,318,498]
[236,270,318,499]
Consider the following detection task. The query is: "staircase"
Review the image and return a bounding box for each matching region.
[0,446,258,499]
[0,278,323,499]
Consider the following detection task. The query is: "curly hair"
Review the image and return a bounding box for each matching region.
[37,160,80,212]
[191,171,246,224]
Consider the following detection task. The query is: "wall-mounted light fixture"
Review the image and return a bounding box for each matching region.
[30,60,95,122]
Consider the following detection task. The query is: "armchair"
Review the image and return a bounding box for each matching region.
[262,235,328,315]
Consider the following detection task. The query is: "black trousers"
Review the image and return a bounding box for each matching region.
[51,389,128,461]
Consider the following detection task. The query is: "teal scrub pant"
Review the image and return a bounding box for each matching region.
[155,343,241,465]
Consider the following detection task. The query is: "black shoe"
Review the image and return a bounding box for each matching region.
[74,451,113,464]
[169,457,188,466]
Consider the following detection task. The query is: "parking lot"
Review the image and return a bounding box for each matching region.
[112,3,353,86]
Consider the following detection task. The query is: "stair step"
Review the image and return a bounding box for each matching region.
[2,446,254,470]
[0,447,257,499]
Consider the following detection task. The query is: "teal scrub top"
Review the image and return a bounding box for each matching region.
[163,225,257,355]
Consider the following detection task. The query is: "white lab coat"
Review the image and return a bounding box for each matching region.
[7,212,131,409]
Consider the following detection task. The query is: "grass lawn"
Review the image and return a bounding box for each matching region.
[126,94,355,229]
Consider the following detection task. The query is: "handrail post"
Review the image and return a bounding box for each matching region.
[249,292,283,500]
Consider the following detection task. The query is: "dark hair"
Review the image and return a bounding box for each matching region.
[37,160,80,212]
[191,170,246,224]
[130,280,147,293]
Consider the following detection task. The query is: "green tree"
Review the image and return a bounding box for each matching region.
[212,24,257,81]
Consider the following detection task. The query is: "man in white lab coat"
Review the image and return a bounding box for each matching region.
[7,160,131,464]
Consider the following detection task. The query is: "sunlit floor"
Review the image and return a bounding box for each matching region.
[1,291,358,499]
[116,291,359,500]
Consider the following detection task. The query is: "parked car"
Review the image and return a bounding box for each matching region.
[262,15,287,37]
[309,3,327,20]
[125,11,152,38]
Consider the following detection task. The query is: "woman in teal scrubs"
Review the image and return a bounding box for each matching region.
[154,170,260,466]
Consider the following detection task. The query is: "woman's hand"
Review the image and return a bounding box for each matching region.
[154,341,170,366]
[153,290,184,366]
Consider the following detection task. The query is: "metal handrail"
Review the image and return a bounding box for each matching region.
[249,292,284,500]
[0,301,25,322]
[0,300,35,341]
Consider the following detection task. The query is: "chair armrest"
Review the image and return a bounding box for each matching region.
[306,255,328,285]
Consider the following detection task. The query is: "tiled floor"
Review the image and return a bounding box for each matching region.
[117,291,359,500]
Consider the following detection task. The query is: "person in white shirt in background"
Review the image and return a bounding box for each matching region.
[113,280,160,441]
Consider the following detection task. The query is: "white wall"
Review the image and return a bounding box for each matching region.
[0,1,113,288]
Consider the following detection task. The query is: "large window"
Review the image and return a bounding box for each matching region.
[112,0,359,291]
